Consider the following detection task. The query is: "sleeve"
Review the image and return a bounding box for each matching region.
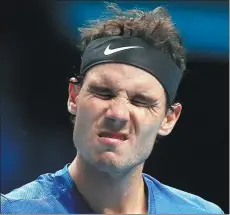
[204,201,225,214]
[210,204,225,214]
[1,194,12,214]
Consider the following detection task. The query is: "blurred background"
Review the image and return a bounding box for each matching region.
[1,0,229,213]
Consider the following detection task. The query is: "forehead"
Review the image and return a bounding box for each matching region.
[85,63,164,94]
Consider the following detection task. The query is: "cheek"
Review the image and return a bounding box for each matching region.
[133,108,163,148]
[138,122,160,143]
[73,99,101,150]
[76,98,105,128]
[132,108,161,136]
[83,96,107,112]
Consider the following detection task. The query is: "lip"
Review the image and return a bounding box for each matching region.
[97,136,126,145]
[96,130,130,145]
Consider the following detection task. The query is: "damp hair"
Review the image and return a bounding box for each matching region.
[71,2,186,122]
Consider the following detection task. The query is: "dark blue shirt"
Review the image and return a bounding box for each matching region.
[1,165,224,214]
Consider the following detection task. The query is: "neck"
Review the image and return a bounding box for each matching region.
[68,155,147,214]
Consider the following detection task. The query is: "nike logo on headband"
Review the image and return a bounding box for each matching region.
[104,44,143,55]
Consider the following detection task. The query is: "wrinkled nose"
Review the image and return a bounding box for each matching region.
[104,117,128,131]
[104,97,130,131]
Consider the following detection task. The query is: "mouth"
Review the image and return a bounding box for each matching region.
[97,131,128,141]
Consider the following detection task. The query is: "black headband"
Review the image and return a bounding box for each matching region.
[80,36,182,104]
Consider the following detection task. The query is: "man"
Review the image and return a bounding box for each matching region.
[1,3,224,214]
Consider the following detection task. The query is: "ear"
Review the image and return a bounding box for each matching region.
[158,103,182,136]
[67,77,81,115]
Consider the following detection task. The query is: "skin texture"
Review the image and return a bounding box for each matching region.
[67,63,182,214]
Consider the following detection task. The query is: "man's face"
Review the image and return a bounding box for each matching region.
[69,63,180,174]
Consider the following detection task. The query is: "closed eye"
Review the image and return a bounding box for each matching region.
[87,86,114,100]
[131,94,159,108]
[131,100,155,107]
[87,85,158,106]
[94,92,114,100]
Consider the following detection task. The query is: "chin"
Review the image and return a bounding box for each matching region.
[89,151,119,170]
[94,153,136,175]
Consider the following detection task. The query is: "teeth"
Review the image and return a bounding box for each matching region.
[111,135,124,140]
[99,132,125,140]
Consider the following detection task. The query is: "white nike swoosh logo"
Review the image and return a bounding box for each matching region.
[104,44,143,55]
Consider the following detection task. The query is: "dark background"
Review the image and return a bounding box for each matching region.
[1,0,229,213]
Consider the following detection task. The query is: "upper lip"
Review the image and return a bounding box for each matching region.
[97,130,129,140]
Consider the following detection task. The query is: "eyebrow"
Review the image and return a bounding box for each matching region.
[88,84,114,93]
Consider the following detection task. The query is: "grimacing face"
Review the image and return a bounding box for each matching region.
[68,63,182,174]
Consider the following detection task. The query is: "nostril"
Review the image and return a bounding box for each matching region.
[104,117,127,131]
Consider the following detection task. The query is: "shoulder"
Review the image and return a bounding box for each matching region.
[163,184,224,214]
[1,194,12,213]
[143,174,224,214]
[1,172,59,213]
[2,172,56,200]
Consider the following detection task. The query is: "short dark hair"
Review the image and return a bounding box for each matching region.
[72,2,186,119]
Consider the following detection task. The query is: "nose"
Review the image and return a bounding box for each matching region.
[104,117,127,131]
[104,98,129,131]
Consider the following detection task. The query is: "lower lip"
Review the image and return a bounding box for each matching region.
[97,136,126,145]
